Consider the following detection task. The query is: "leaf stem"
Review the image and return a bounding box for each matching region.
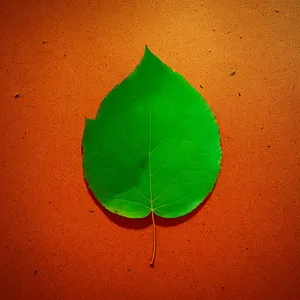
[150,210,156,267]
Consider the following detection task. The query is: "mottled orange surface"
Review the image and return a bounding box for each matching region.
[1,0,300,299]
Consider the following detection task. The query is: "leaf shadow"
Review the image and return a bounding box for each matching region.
[86,180,151,229]
[82,144,212,229]
[156,194,211,227]
[85,178,212,229]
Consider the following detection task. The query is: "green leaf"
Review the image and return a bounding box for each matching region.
[82,45,222,265]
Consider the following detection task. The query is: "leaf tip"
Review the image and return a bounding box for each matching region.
[144,45,153,56]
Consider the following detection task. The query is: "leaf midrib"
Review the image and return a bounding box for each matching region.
[148,97,153,211]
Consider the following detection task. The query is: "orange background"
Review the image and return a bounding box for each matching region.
[1,0,300,299]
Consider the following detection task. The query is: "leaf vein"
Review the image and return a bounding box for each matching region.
[153,186,204,211]
[110,198,150,209]
[87,153,150,202]
[119,118,148,154]
[152,152,196,203]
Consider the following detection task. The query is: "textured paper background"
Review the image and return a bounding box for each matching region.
[1,0,300,299]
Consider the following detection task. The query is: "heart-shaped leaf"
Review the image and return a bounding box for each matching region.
[82,46,222,266]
